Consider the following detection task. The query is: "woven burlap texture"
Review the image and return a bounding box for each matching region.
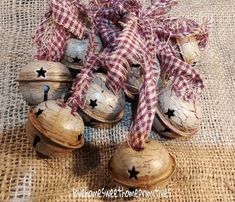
[0,0,234,201]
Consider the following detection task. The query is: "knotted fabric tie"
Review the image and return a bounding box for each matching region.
[34,0,210,151]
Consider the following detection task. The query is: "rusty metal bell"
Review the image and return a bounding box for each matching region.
[78,73,125,128]
[26,100,84,157]
[62,36,102,70]
[153,84,202,138]
[17,60,72,105]
[108,139,176,190]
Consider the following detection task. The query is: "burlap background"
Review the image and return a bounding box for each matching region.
[0,0,234,201]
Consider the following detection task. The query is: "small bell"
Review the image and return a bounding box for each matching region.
[108,139,176,190]
[62,36,102,70]
[153,85,201,138]
[176,36,201,65]
[26,100,84,157]
[77,73,125,128]
[17,60,72,105]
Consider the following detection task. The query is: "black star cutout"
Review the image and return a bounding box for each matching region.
[33,136,40,147]
[77,134,82,141]
[131,64,141,68]
[165,109,175,119]
[72,56,81,63]
[35,108,44,118]
[161,128,172,133]
[89,99,97,109]
[128,166,139,180]
[36,67,46,78]
[192,62,197,67]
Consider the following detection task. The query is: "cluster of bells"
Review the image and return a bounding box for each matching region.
[17,35,201,190]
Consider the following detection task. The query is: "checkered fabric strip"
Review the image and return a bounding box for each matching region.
[66,31,101,111]
[129,22,160,150]
[34,16,70,61]
[96,18,120,49]
[66,55,99,112]
[157,41,204,100]
[103,16,148,95]
[144,0,177,19]
[152,17,210,101]
[89,0,122,26]
[34,0,86,61]
[59,0,209,150]
[112,0,142,16]
[153,17,210,49]
[51,0,86,38]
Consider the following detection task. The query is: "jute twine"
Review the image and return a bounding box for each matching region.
[0,0,234,201]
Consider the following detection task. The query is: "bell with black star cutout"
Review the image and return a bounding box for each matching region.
[62,36,102,71]
[77,73,125,128]
[152,79,202,138]
[26,100,85,157]
[17,60,72,105]
[108,139,176,190]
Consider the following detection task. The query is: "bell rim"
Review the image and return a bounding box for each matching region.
[80,106,125,123]
[155,107,199,137]
[108,146,176,189]
[27,102,85,149]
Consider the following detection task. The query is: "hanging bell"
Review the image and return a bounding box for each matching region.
[26,100,84,157]
[108,139,176,190]
[152,84,202,138]
[176,36,201,65]
[62,36,102,70]
[17,60,72,105]
[77,73,125,128]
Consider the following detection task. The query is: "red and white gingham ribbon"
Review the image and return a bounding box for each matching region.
[33,0,87,61]
[34,0,210,151]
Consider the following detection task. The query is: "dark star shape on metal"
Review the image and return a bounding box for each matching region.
[36,67,46,78]
[192,62,197,67]
[35,108,44,118]
[89,99,97,109]
[165,109,175,119]
[128,166,139,180]
[73,56,81,63]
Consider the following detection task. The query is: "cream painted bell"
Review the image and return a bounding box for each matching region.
[77,73,125,128]
[153,85,202,138]
[62,36,102,70]
[26,100,84,157]
[125,64,143,100]
[17,60,72,105]
[176,36,201,65]
[108,139,176,190]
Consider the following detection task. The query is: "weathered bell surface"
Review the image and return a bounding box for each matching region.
[79,73,125,126]
[125,63,143,100]
[26,100,84,157]
[108,139,176,190]
[17,60,72,105]
[158,87,201,132]
[177,36,201,65]
[153,84,201,138]
[63,36,102,70]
